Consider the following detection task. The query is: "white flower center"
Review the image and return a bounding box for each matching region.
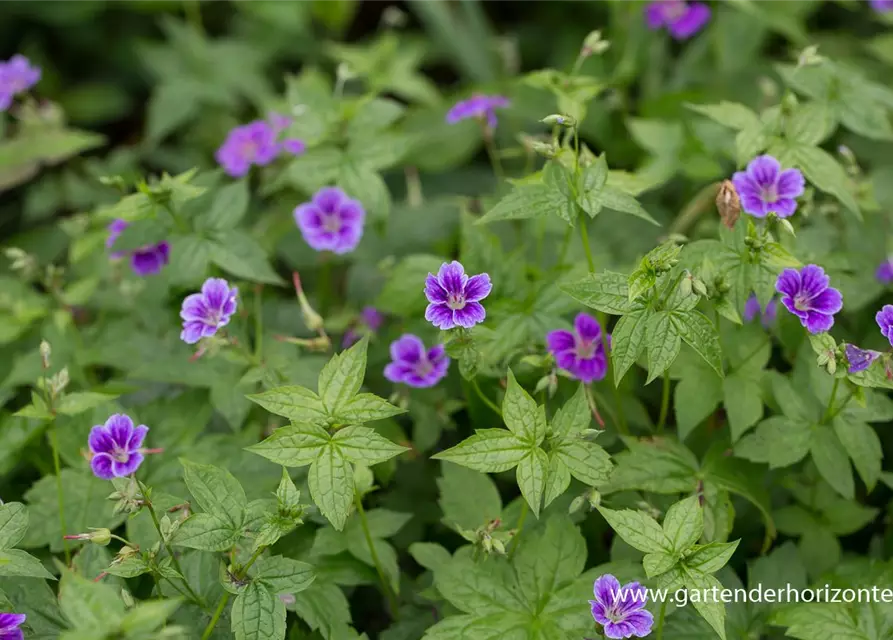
[760,186,778,203]
[575,339,596,359]
[111,446,129,463]
[447,293,466,310]
[793,293,810,311]
[322,215,341,233]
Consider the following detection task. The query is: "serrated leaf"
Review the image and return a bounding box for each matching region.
[199,179,250,231]
[645,312,681,384]
[0,502,28,550]
[502,370,546,445]
[335,393,405,424]
[611,310,649,386]
[231,581,286,640]
[785,101,837,146]
[784,143,860,219]
[432,429,530,473]
[597,506,670,554]
[555,439,612,486]
[833,418,881,492]
[55,392,117,416]
[247,386,328,425]
[309,443,353,531]
[559,271,636,315]
[628,268,656,303]
[542,454,571,510]
[256,556,316,595]
[662,496,703,553]
[643,552,677,578]
[246,423,330,467]
[181,460,247,529]
[172,513,240,551]
[672,311,723,378]
[516,448,548,518]
[550,384,591,437]
[810,424,854,499]
[686,101,761,130]
[513,516,586,608]
[59,568,125,632]
[210,231,284,285]
[478,183,574,225]
[318,337,368,415]
[332,425,409,465]
[0,549,54,579]
[682,567,727,640]
[683,540,739,574]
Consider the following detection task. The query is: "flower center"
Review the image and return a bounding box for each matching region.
[663,0,688,21]
[322,215,342,233]
[760,186,778,203]
[414,358,434,377]
[447,292,466,310]
[793,293,811,311]
[111,446,130,463]
[575,339,596,360]
[239,140,258,161]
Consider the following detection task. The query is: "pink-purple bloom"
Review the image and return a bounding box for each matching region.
[384,334,450,388]
[876,258,893,284]
[645,0,711,40]
[732,155,805,219]
[424,261,492,330]
[446,94,510,129]
[0,55,40,111]
[590,574,654,639]
[870,0,893,12]
[179,278,239,344]
[846,344,881,374]
[546,313,609,384]
[215,120,280,177]
[877,305,893,347]
[743,294,777,328]
[343,306,384,348]
[88,414,149,480]
[776,265,843,334]
[294,187,365,255]
[106,219,170,276]
[0,612,25,640]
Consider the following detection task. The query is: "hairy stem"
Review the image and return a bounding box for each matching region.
[201,592,231,640]
[355,492,400,619]
[823,377,841,424]
[656,371,671,433]
[49,416,70,564]
[471,376,502,417]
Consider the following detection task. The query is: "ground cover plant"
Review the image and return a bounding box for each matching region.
[2,1,893,638]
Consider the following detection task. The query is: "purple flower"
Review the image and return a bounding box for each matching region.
[215,120,280,178]
[776,265,843,334]
[0,55,41,112]
[876,258,893,284]
[343,306,385,348]
[590,574,654,639]
[743,294,777,328]
[88,414,149,480]
[105,219,170,276]
[383,334,450,388]
[424,261,492,330]
[294,187,365,255]
[846,344,881,374]
[546,313,609,384]
[645,0,711,40]
[283,138,306,155]
[446,94,510,129]
[180,278,239,344]
[0,612,25,640]
[732,155,805,219]
[877,305,893,347]
[871,0,893,12]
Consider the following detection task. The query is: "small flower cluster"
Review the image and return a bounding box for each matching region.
[0,54,40,112]
[216,113,305,178]
[106,219,170,276]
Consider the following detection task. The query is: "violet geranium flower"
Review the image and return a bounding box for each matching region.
[645,0,711,40]
[870,0,893,12]
[743,293,777,328]
[106,219,170,276]
[0,612,26,640]
[0,55,41,111]
[215,120,281,178]
[446,94,510,129]
[732,155,805,219]
[179,278,239,344]
[776,265,843,334]
[876,258,893,284]
[88,414,149,480]
[343,306,384,348]
[294,187,365,255]
[877,305,893,347]
[424,261,492,330]
[384,334,450,388]
[845,344,881,374]
[590,574,654,639]
[546,313,609,384]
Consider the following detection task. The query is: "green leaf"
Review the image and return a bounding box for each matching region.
[683,540,739,574]
[550,384,591,437]
[674,374,722,441]
[180,460,247,529]
[611,310,649,385]
[209,231,285,285]
[432,429,530,473]
[645,311,681,384]
[231,581,286,640]
[502,370,546,445]
[555,440,612,486]
[335,393,406,424]
[597,506,670,554]
[119,599,181,635]
[255,556,316,595]
[516,448,549,518]
[332,425,409,465]
[734,416,812,469]
[172,513,240,551]
[437,462,502,531]
[318,337,368,415]
[682,567,727,640]
[0,502,28,550]
[434,554,526,616]
[0,549,54,579]
[605,437,699,494]
[672,311,724,378]
[55,392,117,416]
[478,183,573,225]
[686,101,761,130]
[59,568,125,632]
[199,179,250,231]
[542,454,571,511]
[627,268,657,304]
[810,424,854,499]
[376,254,447,316]
[512,517,586,608]
[559,271,636,315]
[309,443,353,531]
[246,423,330,467]
[589,186,659,225]
[833,418,881,492]
[785,102,837,146]
[110,218,169,253]
[723,373,763,442]
[409,542,452,572]
[662,496,703,553]
[247,386,328,425]
[783,143,860,218]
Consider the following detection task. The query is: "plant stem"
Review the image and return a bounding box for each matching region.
[471,377,502,418]
[577,213,596,272]
[49,415,70,564]
[509,500,529,558]
[201,592,230,640]
[823,377,841,424]
[318,255,333,317]
[355,492,400,619]
[253,285,264,360]
[557,225,574,267]
[482,129,504,184]
[656,598,668,640]
[145,497,204,607]
[656,371,671,433]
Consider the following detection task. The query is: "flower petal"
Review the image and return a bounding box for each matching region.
[624,610,655,637]
[668,1,711,39]
[180,320,207,344]
[425,303,456,330]
[770,197,798,218]
[593,574,621,605]
[452,301,486,328]
[747,155,781,188]
[201,278,232,311]
[463,273,492,302]
[436,261,468,297]
[775,268,802,298]
[105,414,135,448]
[128,424,149,451]
[574,313,602,342]
[112,452,144,477]
[313,187,346,213]
[90,453,115,480]
[546,330,575,354]
[88,425,115,455]
[804,311,834,334]
[390,334,425,365]
[776,168,805,199]
[810,287,842,315]
[424,273,449,304]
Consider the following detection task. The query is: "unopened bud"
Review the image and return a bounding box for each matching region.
[381,6,407,28]
[292,272,325,332]
[679,274,693,298]
[121,589,135,608]
[692,277,708,298]
[777,217,796,237]
[51,368,69,396]
[64,528,111,546]
[491,538,506,555]
[39,341,51,369]
[716,180,741,230]
[568,496,586,514]
[797,44,824,68]
[781,92,799,115]
[582,30,610,57]
[481,536,493,553]
[541,114,576,127]
[586,488,601,509]
[529,141,557,158]
[336,62,356,82]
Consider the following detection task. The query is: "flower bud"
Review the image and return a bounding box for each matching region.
[692,276,708,298]
[292,272,325,332]
[491,538,506,555]
[529,141,557,158]
[679,273,693,298]
[481,535,493,553]
[797,45,824,68]
[568,495,586,514]
[121,589,135,608]
[541,114,576,127]
[582,30,610,56]
[64,528,111,546]
[777,218,796,237]
[39,340,51,369]
[716,180,741,229]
